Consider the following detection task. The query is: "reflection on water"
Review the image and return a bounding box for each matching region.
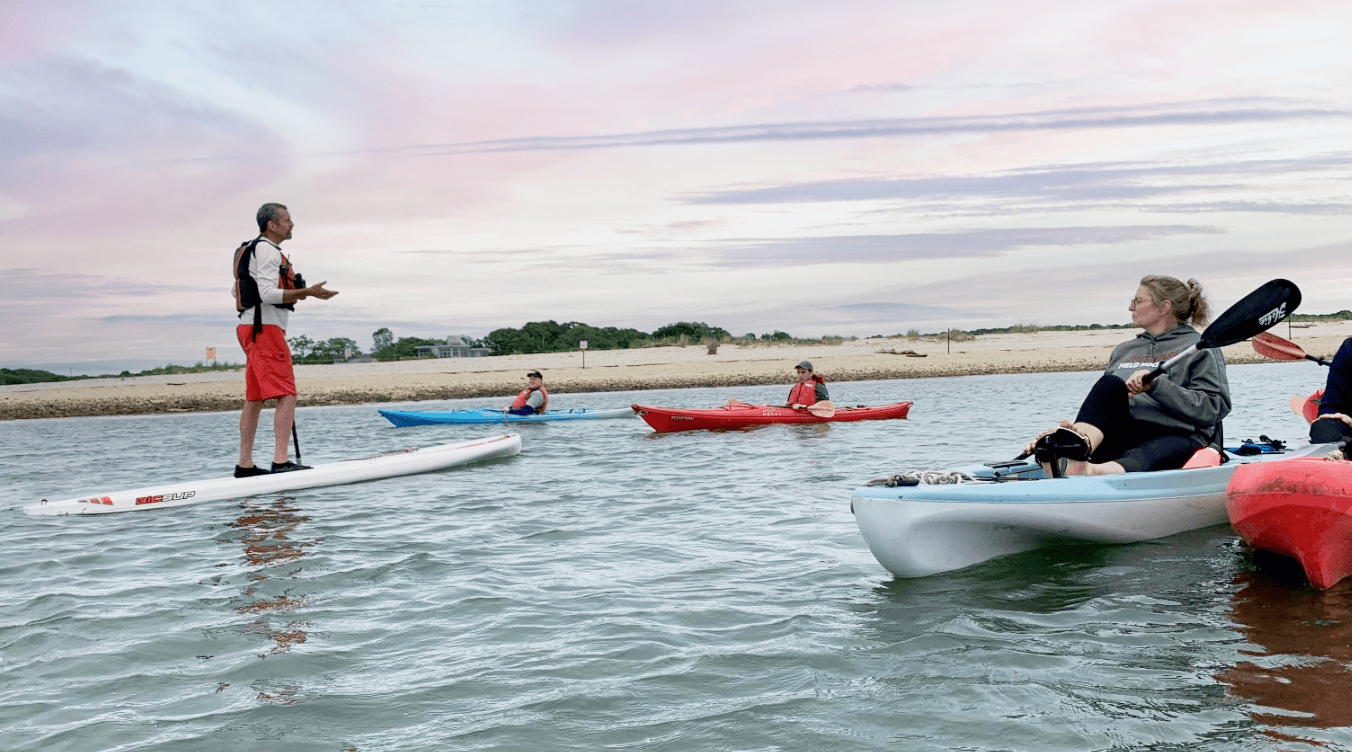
[857,545,1116,652]
[1221,552,1352,743]
[226,496,319,705]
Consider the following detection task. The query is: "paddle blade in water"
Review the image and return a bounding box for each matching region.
[1199,279,1301,349]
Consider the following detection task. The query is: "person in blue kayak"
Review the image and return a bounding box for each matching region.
[1026,275,1231,477]
[1310,339,1352,447]
[788,360,829,408]
[507,370,549,415]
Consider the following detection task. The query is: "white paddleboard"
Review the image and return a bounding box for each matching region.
[24,433,522,516]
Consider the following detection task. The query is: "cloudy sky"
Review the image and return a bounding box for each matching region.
[4,0,1352,374]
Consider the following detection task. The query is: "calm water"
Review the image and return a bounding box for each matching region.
[3,362,1349,751]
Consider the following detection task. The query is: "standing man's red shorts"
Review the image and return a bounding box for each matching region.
[237,324,296,402]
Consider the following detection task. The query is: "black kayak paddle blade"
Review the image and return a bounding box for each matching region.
[1198,278,1301,350]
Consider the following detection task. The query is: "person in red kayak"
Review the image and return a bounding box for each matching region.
[507,370,549,415]
[1025,275,1230,477]
[788,360,829,409]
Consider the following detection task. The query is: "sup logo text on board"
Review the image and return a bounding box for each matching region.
[136,491,196,506]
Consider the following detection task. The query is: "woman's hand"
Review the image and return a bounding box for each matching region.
[1124,369,1154,397]
[1315,412,1352,427]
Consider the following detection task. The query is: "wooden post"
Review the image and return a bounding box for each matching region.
[580,339,588,369]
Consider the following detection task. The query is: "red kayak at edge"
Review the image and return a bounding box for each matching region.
[631,401,912,432]
[1293,389,1323,424]
[1227,458,1352,590]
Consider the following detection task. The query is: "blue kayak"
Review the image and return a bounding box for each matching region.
[380,407,635,427]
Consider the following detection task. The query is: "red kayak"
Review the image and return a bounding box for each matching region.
[631,401,912,432]
[1227,458,1352,589]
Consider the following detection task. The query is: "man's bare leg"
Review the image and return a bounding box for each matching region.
[239,400,264,468]
[273,394,298,465]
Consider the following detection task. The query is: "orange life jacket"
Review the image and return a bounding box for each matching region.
[511,386,549,413]
[788,376,824,406]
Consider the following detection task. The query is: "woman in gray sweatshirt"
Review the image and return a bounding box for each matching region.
[1029,275,1231,476]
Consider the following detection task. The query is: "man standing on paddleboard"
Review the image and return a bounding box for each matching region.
[233,203,338,477]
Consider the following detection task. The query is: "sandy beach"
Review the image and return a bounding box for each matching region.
[4,324,1347,420]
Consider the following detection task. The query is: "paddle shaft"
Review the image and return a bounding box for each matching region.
[1141,343,1198,386]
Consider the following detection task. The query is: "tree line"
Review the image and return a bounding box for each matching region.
[283,321,739,363]
[483,321,736,356]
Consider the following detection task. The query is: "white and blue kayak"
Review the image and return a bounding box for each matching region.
[851,442,1329,578]
[24,434,522,516]
[380,407,634,426]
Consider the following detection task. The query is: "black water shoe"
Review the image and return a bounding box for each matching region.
[235,465,271,478]
[1033,426,1093,465]
[271,461,311,473]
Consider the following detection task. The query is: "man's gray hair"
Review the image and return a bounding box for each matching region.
[256,203,288,233]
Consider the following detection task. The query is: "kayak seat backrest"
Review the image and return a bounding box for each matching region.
[1181,446,1223,469]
